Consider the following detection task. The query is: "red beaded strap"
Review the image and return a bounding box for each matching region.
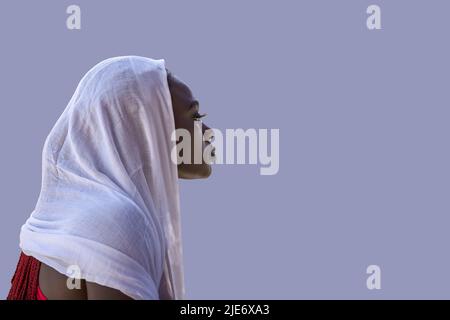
[7,252,42,300]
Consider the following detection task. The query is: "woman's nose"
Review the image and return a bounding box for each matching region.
[202,123,214,142]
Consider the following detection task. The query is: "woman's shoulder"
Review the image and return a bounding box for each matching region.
[38,262,87,300]
[39,262,133,300]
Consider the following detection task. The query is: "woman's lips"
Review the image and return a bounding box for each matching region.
[205,142,216,157]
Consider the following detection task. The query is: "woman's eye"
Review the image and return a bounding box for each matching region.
[193,112,207,121]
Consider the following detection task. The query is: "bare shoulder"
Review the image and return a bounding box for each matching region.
[38,262,87,300]
[39,262,133,300]
[85,281,133,300]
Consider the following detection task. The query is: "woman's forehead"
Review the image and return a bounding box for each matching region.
[169,74,195,105]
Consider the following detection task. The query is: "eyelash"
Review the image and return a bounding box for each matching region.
[193,112,207,121]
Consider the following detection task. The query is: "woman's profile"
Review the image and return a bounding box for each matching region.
[6,56,214,300]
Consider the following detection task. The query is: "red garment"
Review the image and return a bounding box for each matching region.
[37,286,47,300]
[7,251,47,300]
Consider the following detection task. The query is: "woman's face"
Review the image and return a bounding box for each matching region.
[167,70,213,179]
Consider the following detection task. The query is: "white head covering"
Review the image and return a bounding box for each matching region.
[19,55,185,300]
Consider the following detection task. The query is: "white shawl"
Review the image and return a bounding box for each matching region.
[19,56,185,300]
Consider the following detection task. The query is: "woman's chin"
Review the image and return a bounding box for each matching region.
[178,163,212,180]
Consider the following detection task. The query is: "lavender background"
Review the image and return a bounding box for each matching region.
[1,0,449,299]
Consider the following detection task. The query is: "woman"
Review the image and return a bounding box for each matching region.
[7,56,214,300]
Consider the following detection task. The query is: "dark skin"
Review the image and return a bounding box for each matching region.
[38,69,213,299]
